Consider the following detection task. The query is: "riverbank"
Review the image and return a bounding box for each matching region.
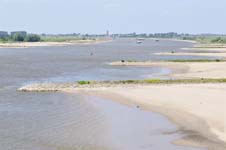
[110,61,226,79]
[0,38,111,48]
[72,83,226,150]
[17,81,226,149]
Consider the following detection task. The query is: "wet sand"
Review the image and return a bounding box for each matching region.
[72,83,226,150]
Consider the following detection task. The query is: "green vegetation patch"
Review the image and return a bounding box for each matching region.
[184,36,226,44]
[115,78,226,84]
[40,36,94,42]
[144,79,162,83]
[77,81,91,85]
[76,78,226,85]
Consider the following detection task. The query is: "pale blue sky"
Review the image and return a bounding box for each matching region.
[0,0,226,34]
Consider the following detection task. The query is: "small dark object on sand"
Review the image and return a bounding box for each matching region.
[121,60,125,63]
[136,105,140,109]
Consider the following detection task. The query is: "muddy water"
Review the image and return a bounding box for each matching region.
[0,39,206,150]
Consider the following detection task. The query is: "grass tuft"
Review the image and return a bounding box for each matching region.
[77,81,91,85]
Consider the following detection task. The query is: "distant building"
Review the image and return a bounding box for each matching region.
[106,30,109,37]
[11,31,27,37]
[0,31,9,38]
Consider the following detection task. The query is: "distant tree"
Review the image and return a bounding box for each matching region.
[211,37,226,43]
[11,33,25,41]
[25,34,41,42]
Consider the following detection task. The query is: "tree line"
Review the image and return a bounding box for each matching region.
[0,31,41,42]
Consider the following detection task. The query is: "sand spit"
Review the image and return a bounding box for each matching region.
[18,82,141,92]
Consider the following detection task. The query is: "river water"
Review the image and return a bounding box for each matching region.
[0,39,207,150]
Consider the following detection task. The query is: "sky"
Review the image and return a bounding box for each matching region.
[0,0,226,34]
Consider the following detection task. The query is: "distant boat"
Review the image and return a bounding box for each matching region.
[155,39,159,42]
[136,40,142,44]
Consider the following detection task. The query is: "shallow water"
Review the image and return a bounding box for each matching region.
[0,92,203,150]
[0,39,208,150]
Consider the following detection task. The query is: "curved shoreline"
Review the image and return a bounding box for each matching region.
[17,82,226,149]
[75,84,226,150]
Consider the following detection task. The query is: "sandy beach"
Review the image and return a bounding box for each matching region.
[73,83,226,150]
[80,60,226,149]
[0,39,111,48]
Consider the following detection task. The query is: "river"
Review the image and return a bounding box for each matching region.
[0,39,207,150]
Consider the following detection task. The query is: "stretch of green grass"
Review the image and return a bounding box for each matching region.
[184,36,226,44]
[0,35,96,43]
[76,78,226,85]
[77,81,91,85]
[40,36,94,42]
[115,78,226,84]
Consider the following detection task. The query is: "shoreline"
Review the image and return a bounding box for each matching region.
[17,81,226,149]
[110,61,226,79]
[72,83,226,150]
[0,38,112,48]
[0,38,196,48]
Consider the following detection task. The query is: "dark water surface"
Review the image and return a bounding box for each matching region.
[0,39,206,150]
